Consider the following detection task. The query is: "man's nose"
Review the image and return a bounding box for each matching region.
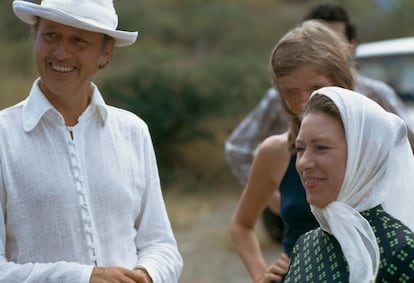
[53,40,71,59]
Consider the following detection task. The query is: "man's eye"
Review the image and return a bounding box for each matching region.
[44,32,57,39]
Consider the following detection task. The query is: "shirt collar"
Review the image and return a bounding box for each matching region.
[22,78,108,132]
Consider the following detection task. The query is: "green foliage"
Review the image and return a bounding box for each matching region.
[101,58,210,146]
[0,40,34,76]
[0,1,32,41]
[115,0,299,57]
[99,47,269,170]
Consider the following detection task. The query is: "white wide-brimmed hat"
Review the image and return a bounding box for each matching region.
[12,0,138,47]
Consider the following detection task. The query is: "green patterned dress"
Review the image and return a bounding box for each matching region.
[283,205,414,283]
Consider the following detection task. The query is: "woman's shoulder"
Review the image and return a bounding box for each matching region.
[250,133,291,184]
[363,206,414,242]
[257,133,289,156]
[254,133,290,166]
[298,227,324,241]
[364,206,414,263]
[369,208,414,281]
[294,228,343,256]
[285,228,348,283]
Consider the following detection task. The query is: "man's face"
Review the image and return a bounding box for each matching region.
[33,19,113,99]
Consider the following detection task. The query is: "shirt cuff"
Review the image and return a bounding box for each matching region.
[81,265,94,283]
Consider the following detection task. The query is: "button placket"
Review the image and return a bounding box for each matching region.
[68,137,97,264]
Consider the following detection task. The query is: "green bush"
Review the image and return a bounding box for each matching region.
[100,49,269,171]
[101,62,210,145]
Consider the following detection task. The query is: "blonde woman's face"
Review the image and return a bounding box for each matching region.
[277,65,334,119]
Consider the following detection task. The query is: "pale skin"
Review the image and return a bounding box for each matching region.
[295,111,347,208]
[33,18,152,283]
[231,65,335,283]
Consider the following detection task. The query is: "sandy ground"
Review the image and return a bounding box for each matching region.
[165,187,283,283]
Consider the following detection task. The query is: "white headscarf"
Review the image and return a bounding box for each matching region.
[308,86,414,283]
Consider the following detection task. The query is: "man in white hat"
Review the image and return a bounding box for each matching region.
[0,1,183,282]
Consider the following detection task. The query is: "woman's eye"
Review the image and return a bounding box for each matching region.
[316,145,328,151]
[312,86,323,92]
[296,145,305,153]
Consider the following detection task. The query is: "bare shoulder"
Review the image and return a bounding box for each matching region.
[250,132,291,186]
[257,133,289,157]
[253,133,290,168]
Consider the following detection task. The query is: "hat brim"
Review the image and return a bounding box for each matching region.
[13,1,138,47]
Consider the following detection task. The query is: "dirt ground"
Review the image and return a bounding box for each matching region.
[165,186,282,283]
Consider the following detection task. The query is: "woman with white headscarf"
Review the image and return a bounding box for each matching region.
[284,86,414,283]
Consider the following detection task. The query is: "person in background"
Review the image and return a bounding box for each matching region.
[225,2,414,244]
[231,20,354,283]
[283,86,414,283]
[0,1,183,282]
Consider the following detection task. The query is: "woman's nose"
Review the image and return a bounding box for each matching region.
[296,149,314,172]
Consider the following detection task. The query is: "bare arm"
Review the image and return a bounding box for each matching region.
[230,134,290,282]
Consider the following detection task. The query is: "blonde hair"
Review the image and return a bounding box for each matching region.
[269,20,355,151]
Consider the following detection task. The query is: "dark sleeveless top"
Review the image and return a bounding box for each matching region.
[279,155,319,256]
[284,205,414,283]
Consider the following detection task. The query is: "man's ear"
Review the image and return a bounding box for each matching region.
[98,38,115,69]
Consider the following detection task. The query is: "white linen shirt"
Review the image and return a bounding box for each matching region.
[0,79,183,283]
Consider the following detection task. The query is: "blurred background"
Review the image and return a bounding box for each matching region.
[1,0,414,282]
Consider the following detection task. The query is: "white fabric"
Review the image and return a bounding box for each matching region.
[310,86,414,283]
[0,79,182,283]
[12,0,138,47]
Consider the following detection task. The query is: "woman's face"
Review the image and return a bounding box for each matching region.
[295,111,347,208]
[277,65,334,119]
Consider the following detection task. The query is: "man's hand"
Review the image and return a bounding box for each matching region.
[90,266,152,283]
